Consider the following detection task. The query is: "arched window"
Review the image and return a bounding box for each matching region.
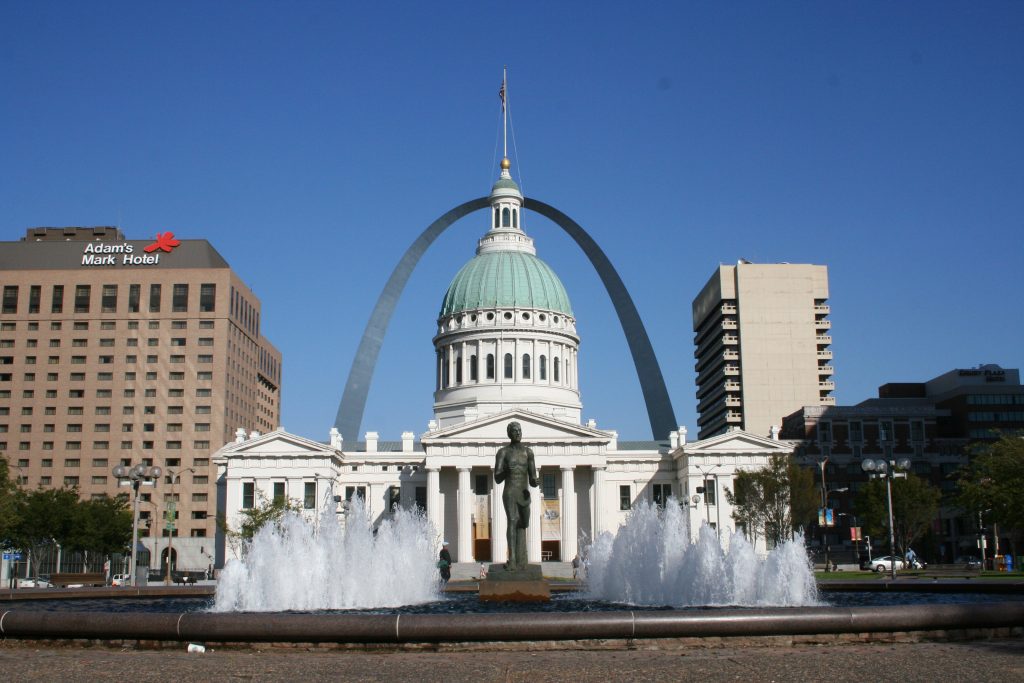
[502,207,510,227]
[494,207,500,228]
[503,353,513,379]
[470,354,478,381]
[522,353,531,380]
[486,353,495,379]
[512,208,518,228]
[554,357,560,383]
[539,355,547,380]
[455,352,462,383]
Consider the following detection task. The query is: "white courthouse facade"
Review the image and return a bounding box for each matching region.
[215,159,791,566]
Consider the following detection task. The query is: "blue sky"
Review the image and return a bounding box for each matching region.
[2,2,1021,441]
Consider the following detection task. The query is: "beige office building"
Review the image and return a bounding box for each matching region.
[692,263,833,440]
[0,227,281,572]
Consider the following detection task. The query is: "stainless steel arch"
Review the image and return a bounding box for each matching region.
[334,197,677,441]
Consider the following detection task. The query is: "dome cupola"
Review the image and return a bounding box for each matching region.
[431,158,583,428]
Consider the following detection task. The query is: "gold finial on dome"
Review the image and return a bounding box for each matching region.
[500,157,511,170]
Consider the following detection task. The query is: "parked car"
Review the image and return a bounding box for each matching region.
[15,576,52,588]
[111,574,130,586]
[955,556,982,570]
[870,556,907,572]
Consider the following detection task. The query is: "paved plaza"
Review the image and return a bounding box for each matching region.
[1,639,1022,682]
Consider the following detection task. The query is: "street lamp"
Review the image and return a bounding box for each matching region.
[822,486,848,571]
[861,456,911,580]
[112,463,162,587]
[163,467,194,585]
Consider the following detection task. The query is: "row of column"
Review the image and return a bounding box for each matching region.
[425,464,608,564]
[436,339,577,390]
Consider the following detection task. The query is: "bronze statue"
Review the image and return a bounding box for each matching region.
[494,421,539,571]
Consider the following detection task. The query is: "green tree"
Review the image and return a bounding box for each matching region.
[855,473,940,557]
[217,491,302,556]
[67,495,132,556]
[10,486,80,571]
[0,456,21,546]
[958,435,1024,566]
[726,454,817,547]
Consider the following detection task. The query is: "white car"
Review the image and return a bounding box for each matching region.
[111,574,130,586]
[871,556,907,572]
[15,577,53,588]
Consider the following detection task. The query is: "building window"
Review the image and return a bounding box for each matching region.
[817,421,832,444]
[345,486,366,502]
[486,354,495,379]
[199,284,216,312]
[28,285,41,314]
[304,482,316,509]
[542,473,556,499]
[502,207,510,227]
[74,285,91,313]
[2,286,18,314]
[474,474,489,495]
[127,284,140,312]
[539,355,547,380]
[702,479,716,506]
[470,354,478,381]
[503,353,513,379]
[493,207,499,228]
[172,284,189,312]
[242,482,255,509]
[522,353,531,379]
[849,420,863,443]
[554,357,560,383]
[619,485,632,510]
[51,285,64,313]
[653,483,673,508]
[149,284,161,312]
[101,284,118,312]
[272,481,286,502]
[910,420,924,443]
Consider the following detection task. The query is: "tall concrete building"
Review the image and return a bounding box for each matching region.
[692,262,833,440]
[0,227,281,572]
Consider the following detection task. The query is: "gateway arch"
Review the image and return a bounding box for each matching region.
[334,197,677,441]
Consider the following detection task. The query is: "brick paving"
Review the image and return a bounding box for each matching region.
[1,638,1022,682]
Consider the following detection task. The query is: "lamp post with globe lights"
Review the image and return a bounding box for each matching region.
[861,448,911,580]
[112,463,162,587]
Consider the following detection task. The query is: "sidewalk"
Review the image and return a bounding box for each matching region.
[1,638,1022,682]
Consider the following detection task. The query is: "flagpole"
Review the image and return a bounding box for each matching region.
[502,66,508,159]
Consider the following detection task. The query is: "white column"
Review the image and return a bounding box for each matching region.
[560,466,577,561]
[527,484,542,563]
[457,467,473,562]
[592,465,606,538]
[426,467,441,542]
[491,476,507,563]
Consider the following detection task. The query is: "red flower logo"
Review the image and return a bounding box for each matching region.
[144,232,181,253]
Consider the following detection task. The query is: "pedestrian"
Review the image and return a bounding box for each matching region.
[571,553,580,580]
[479,562,488,580]
[438,541,452,583]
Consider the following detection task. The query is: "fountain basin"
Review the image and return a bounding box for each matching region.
[2,601,1023,645]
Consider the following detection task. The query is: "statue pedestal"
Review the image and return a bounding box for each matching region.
[479,563,550,602]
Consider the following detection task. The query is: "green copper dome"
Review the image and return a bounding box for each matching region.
[440,251,573,318]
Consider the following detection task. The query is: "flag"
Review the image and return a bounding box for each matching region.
[499,82,505,110]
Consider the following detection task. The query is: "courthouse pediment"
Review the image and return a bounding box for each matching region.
[217,428,341,459]
[422,409,612,445]
[680,429,794,457]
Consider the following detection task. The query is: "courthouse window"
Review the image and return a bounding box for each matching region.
[242,482,255,509]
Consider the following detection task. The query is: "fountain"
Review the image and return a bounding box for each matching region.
[584,500,819,607]
[213,498,440,612]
